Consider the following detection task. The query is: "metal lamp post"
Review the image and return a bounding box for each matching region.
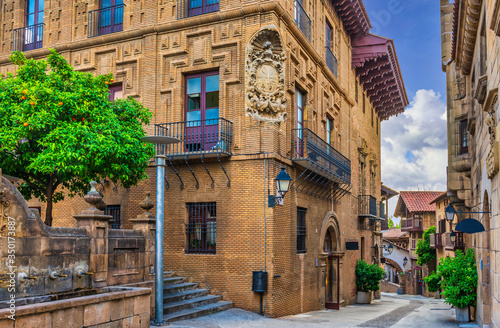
[142,134,180,326]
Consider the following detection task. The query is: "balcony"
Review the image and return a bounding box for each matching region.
[291,128,351,184]
[358,195,377,218]
[177,0,219,19]
[325,47,338,78]
[444,231,465,251]
[294,1,311,41]
[88,4,124,38]
[401,217,423,232]
[154,118,232,158]
[13,23,44,52]
[430,233,443,249]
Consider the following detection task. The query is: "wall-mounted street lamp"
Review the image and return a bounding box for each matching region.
[450,231,456,243]
[445,203,487,234]
[268,167,292,208]
[372,243,394,255]
[403,257,408,267]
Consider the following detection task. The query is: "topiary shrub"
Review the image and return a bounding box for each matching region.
[355,259,385,292]
[424,271,441,292]
[437,249,478,308]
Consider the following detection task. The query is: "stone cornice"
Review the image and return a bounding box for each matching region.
[455,0,483,75]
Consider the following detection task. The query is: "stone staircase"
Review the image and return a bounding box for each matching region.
[162,271,233,323]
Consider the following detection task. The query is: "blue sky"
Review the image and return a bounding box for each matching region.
[363,0,448,220]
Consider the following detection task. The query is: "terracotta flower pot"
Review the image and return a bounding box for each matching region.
[356,291,373,304]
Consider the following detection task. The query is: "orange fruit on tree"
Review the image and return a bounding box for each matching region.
[23,122,29,127]
[58,102,63,106]
[21,96,26,100]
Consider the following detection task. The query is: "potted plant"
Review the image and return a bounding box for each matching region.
[437,249,478,323]
[355,260,385,304]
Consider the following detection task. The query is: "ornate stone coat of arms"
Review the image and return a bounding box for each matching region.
[245,26,287,122]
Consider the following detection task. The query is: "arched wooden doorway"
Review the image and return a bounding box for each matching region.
[323,226,340,310]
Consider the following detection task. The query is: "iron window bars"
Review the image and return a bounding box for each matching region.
[186,202,216,254]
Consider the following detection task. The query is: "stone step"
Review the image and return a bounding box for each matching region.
[163,301,233,323]
[163,295,222,314]
[163,276,187,285]
[163,289,210,304]
[163,282,198,294]
[164,271,175,278]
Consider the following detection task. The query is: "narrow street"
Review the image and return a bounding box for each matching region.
[167,293,476,328]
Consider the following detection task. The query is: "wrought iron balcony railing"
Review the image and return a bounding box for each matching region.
[294,1,311,41]
[291,128,351,184]
[177,0,219,19]
[358,195,377,217]
[154,118,232,158]
[325,46,338,78]
[88,4,124,38]
[13,23,44,52]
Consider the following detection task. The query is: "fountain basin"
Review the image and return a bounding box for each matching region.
[0,286,150,327]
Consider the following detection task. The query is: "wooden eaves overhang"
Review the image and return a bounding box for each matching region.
[351,34,409,121]
[331,0,371,35]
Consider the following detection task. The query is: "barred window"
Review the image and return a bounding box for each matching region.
[186,203,216,254]
[105,205,121,229]
[297,207,307,253]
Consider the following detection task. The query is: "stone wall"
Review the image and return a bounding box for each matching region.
[0,286,150,328]
[380,280,402,294]
[0,169,155,317]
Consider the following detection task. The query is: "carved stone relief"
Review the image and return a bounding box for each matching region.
[485,88,499,179]
[457,76,466,100]
[245,26,287,122]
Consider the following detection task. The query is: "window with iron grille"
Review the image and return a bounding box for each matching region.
[297,208,307,253]
[186,203,216,254]
[105,205,121,229]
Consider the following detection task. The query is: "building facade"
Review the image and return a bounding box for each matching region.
[0,0,408,317]
[441,0,500,326]
[394,191,443,295]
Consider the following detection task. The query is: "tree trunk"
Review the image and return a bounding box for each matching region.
[44,179,54,226]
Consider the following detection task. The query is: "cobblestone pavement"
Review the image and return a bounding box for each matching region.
[164,293,478,328]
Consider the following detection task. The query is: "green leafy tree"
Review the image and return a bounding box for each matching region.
[416,226,436,266]
[0,50,154,226]
[423,270,441,292]
[388,216,401,228]
[437,249,477,308]
[355,259,385,292]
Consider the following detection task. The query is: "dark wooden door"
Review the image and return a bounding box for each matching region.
[325,255,340,310]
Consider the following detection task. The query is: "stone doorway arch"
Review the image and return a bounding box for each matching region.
[319,212,344,310]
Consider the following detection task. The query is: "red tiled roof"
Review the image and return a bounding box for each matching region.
[383,228,407,239]
[399,191,444,213]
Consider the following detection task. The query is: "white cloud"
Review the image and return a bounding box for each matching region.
[381,89,447,219]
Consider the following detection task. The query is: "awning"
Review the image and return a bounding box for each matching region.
[456,218,486,234]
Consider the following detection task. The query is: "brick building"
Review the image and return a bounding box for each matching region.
[440,0,500,326]
[0,0,408,316]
